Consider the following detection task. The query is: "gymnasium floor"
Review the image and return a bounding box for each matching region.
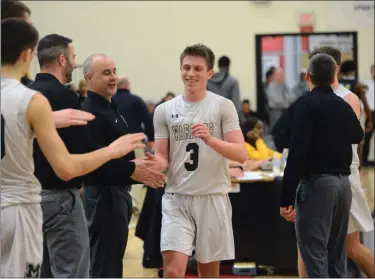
[122,167,374,278]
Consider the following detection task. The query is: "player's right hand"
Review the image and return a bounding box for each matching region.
[108,133,146,159]
[53,109,95,128]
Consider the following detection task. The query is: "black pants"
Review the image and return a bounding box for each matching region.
[363,111,375,165]
[83,186,132,278]
[295,174,352,278]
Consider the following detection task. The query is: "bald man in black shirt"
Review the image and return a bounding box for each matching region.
[280,53,364,278]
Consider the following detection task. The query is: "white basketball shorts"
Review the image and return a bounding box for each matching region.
[1,203,43,277]
[347,168,374,234]
[160,193,235,263]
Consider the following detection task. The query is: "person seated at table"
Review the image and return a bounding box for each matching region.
[229,159,263,172]
[242,117,281,161]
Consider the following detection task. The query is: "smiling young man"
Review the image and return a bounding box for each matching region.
[148,44,247,278]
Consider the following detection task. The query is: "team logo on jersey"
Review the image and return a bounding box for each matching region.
[171,114,179,118]
[25,262,41,278]
[172,123,214,141]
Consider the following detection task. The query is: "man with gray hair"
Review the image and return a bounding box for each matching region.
[266,67,295,129]
[29,37,164,278]
[81,53,165,278]
[280,53,364,277]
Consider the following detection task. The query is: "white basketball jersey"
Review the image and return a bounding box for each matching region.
[1,77,41,208]
[153,91,241,195]
[334,84,360,170]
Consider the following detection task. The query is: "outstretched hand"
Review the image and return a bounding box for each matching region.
[108,133,146,159]
[53,109,95,128]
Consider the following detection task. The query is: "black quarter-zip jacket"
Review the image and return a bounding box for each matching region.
[30,74,136,189]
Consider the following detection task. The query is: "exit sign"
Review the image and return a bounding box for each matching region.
[297,11,316,26]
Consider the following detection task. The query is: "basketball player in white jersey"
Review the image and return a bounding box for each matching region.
[147,44,247,277]
[1,19,146,278]
[295,47,375,278]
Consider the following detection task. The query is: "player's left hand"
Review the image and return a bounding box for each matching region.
[191,123,211,143]
[280,206,296,222]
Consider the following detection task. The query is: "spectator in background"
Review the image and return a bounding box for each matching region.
[207,55,241,110]
[363,65,374,165]
[258,66,275,125]
[241,117,280,161]
[113,76,154,151]
[146,100,155,115]
[77,79,88,108]
[238,99,259,124]
[293,69,309,99]
[155,91,175,108]
[266,67,294,130]
[264,66,275,90]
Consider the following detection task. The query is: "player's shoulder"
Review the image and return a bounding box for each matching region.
[2,77,39,104]
[208,91,236,110]
[207,90,228,104]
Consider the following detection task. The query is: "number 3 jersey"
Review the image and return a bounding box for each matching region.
[153,91,241,195]
[1,77,41,208]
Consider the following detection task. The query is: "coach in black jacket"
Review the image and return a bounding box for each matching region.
[81,53,165,278]
[280,53,364,277]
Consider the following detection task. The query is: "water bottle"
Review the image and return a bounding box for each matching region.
[272,152,281,176]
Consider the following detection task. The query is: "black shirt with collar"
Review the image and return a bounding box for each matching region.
[280,85,364,207]
[29,74,136,190]
[112,89,154,141]
[82,91,137,186]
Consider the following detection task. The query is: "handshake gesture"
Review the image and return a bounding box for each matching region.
[131,152,166,188]
[107,133,166,188]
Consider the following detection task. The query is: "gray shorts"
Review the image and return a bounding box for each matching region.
[160,193,235,264]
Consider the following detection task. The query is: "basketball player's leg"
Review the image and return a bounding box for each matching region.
[346,222,375,278]
[345,172,375,278]
[194,194,235,278]
[297,246,307,278]
[1,204,43,278]
[161,193,195,278]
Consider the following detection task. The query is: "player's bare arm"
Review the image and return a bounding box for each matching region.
[53,109,95,128]
[344,92,361,119]
[146,139,170,173]
[192,125,247,163]
[27,93,145,181]
[192,98,247,163]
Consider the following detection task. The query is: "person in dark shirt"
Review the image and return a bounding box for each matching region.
[81,53,165,278]
[113,76,154,151]
[280,53,364,278]
[30,35,165,278]
[238,99,260,124]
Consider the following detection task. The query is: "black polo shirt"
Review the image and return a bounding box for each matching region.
[29,74,136,189]
[280,85,364,207]
[82,91,137,186]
